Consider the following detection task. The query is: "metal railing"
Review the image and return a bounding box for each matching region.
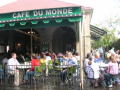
[0,64,80,89]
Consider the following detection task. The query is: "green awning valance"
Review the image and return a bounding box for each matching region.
[9,22,15,26]
[43,20,50,23]
[20,22,27,25]
[0,17,82,29]
[55,19,62,23]
[0,23,5,27]
[31,21,38,24]
[68,17,82,22]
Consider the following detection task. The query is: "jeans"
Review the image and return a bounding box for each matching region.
[24,71,34,81]
[60,69,67,83]
[104,73,115,86]
[0,69,4,79]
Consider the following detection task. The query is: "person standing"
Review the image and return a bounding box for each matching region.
[7,53,20,86]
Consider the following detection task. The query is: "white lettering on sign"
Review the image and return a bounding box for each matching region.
[33,11,43,16]
[68,8,72,14]
[56,9,63,14]
[12,8,73,18]
[63,8,68,14]
[45,8,73,15]
[45,10,52,15]
[52,9,57,14]
[13,12,30,18]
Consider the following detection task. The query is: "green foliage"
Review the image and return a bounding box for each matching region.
[111,39,120,50]
[92,16,119,49]
[92,29,118,49]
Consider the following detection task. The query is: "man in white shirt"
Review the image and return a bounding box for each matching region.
[7,53,20,86]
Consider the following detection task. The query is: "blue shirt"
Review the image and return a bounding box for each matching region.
[94,58,103,63]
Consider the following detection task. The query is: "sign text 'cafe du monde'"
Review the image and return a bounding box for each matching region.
[12,8,73,18]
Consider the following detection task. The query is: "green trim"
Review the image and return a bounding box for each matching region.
[0,23,5,27]
[20,22,27,25]
[9,22,15,26]
[68,17,81,22]
[0,19,75,30]
[0,17,82,29]
[43,20,50,23]
[31,21,38,24]
[55,19,62,23]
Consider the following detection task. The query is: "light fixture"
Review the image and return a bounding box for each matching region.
[17,43,21,47]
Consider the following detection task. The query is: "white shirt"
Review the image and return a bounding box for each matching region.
[84,59,89,67]
[86,62,100,79]
[71,57,78,65]
[46,56,51,65]
[7,58,20,71]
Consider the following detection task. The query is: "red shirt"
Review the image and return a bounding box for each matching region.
[31,59,40,71]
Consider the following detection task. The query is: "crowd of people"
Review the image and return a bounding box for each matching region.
[0,51,80,86]
[2,47,120,88]
[84,48,120,88]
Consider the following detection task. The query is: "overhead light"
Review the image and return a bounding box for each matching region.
[17,43,21,47]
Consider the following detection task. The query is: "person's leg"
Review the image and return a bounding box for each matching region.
[110,75,116,85]
[24,71,34,81]
[14,70,19,86]
[104,73,113,87]
[60,70,67,83]
[104,73,110,86]
[0,69,4,79]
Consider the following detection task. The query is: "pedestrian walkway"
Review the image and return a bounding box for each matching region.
[1,83,120,90]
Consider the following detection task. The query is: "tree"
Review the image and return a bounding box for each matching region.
[91,18,119,49]
[91,29,118,49]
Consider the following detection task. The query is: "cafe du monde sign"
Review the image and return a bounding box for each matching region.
[12,8,74,19]
[0,7,81,23]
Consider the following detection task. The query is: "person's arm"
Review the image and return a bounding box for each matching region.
[99,62,109,68]
[16,60,20,66]
[16,59,21,69]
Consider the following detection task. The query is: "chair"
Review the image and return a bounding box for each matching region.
[54,59,60,66]
[40,63,46,73]
[34,64,46,81]
[65,66,77,85]
[48,60,53,74]
[84,66,97,87]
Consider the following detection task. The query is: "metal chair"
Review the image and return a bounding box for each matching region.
[84,66,97,87]
[33,65,46,85]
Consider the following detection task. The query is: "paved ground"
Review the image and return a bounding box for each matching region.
[1,84,120,90]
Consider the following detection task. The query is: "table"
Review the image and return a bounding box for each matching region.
[17,65,32,84]
[18,65,31,69]
[55,65,77,69]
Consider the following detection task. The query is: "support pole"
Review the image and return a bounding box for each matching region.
[78,21,84,90]
[31,28,33,59]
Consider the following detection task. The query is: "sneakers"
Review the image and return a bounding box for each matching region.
[108,85,113,88]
